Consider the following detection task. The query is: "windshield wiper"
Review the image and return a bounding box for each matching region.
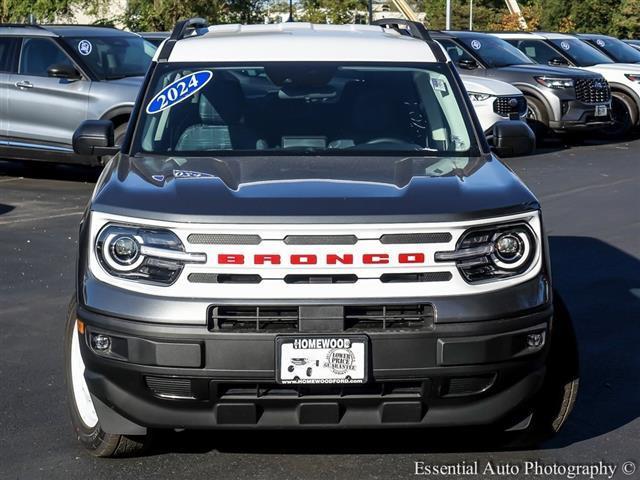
[104,73,145,80]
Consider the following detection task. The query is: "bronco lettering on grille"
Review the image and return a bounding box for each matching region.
[216,253,427,265]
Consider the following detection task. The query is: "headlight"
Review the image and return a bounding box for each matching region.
[468,92,492,102]
[434,223,537,283]
[624,73,640,83]
[534,76,574,89]
[96,225,206,285]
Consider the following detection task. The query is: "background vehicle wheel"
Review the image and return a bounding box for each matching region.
[99,123,128,167]
[602,92,635,138]
[65,298,150,457]
[524,96,549,140]
[502,291,580,448]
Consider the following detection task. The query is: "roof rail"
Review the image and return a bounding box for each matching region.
[372,18,447,62]
[372,18,432,41]
[0,23,47,29]
[157,17,209,62]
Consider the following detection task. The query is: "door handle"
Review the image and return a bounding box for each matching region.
[15,80,33,89]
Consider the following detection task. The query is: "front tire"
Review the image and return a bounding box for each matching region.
[524,96,550,140]
[602,92,635,138]
[65,298,150,457]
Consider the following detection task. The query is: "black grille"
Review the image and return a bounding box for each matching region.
[493,96,527,117]
[215,381,424,398]
[380,232,451,244]
[188,273,262,284]
[187,233,261,245]
[440,374,496,397]
[380,272,452,283]
[146,376,194,399]
[344,304,433,331]
[575,78,611,104]
[211,306,300,332]
[209,304,434,332]
[284,235,357,245]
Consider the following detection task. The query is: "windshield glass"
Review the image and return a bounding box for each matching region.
[586,37,640,63]
[549,39,613,66]
[63,36,155,80]
[457,36,533,67]
[133,63,477,157]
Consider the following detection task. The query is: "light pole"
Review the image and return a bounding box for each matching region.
[469,0,473,30]
[445,0,451,30]
[288,0,294,22]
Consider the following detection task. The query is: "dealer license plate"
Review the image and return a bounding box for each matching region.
[595,105,608,117]
[276,335,368,384]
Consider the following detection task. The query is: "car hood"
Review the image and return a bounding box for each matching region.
[590,63,640,72]
[460,75,522,96]
[487,64,599,78]
[90,154,539,223]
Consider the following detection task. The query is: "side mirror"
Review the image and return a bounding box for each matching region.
[490,120,536,157]
[47,63,81,80]
[549,57,569,66]
[73,120,118,156]
[458,58,478,70]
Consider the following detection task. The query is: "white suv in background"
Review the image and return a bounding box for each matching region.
[494,32,640,136]
[461,75,528,133]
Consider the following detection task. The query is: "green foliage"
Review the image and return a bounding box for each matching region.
[0,0,74,22]
[610,0,640,38]
[1,0,637,39]
[298,0,368,24]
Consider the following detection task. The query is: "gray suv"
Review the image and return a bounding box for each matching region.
[0,24,155,165]
[431,31,612,137]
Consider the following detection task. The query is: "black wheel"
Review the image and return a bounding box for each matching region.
[65,297,151,457]
[601,92,635,138]
[503,291,580,448]
[99,123,127,166]
[524,96,550,140]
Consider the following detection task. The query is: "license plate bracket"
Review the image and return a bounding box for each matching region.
[275,335,368,385]
[595,105,608,117]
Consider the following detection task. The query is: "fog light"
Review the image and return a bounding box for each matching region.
[527,332,544,348]
[92,334,111,351]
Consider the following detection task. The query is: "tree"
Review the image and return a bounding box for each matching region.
[0,0,75,22]
[610,0,640,38]
[298,0,368,24]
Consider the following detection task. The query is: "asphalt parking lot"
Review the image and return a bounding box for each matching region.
[1,139,639,480]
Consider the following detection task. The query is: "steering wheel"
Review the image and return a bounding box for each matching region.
[365,137,407,145]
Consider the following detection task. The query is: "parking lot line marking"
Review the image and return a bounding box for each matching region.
[540,177,638,201]
[0,210,83,226]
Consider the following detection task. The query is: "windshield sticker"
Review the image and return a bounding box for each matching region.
[146,70,213,115]
[431,78,448,93]
[560,41,571,51]
[78,40,92,56]
[173,170,216,179]
[470,40,482,50]
[596,39,606,47]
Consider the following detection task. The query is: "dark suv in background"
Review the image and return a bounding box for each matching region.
[432,31,612,137]
[0,24,155,165]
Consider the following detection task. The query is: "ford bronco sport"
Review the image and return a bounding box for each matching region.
[65,19,579,457]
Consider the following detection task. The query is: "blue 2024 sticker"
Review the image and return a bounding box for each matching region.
[146,70,213,115]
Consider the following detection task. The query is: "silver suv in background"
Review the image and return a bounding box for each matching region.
[0,24,155,165]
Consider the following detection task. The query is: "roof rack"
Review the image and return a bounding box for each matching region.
[157,17,209,62]
[0,23,47,29]
[372,18,446,62]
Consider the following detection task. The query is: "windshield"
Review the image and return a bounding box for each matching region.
[63,36,155,80]
[586,37,640,64]
[133,63,477,157]
[457,36,533,67]
[549,39,613,66]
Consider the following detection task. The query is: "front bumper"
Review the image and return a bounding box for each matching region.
[549,100,612,130]
[77,278,552,431]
